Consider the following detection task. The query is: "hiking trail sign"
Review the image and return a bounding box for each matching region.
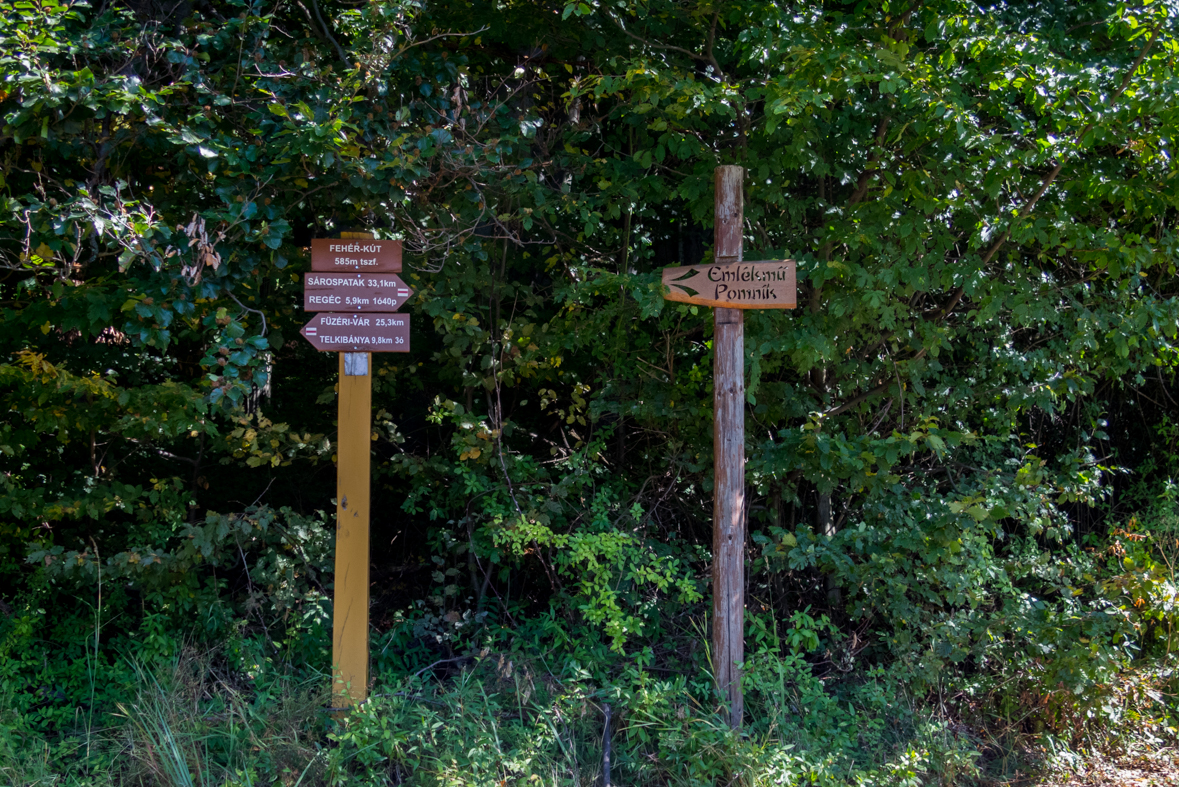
[661,167,796,730]
[301,233,412,711]
[310,238,402,272]
[303,272,414,312]
[299,313,410,352]
[661,260,796,309]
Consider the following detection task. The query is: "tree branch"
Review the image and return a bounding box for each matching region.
[888,1,925,40]
[935,160,1063,321]
[605,10,726,80]
[226,290,268,336]
[823,381,890,418]
[812,116,891,317]
[845,116,892,206]
[704,10,724,80]
[934,23,1159,325]
[296,0,348,65]
[1108,24,1161,108]
[126,439,197,466]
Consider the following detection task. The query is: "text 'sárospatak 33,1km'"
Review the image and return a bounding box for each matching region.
[303,273,413,312]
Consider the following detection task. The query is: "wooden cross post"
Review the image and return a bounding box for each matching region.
[712,165,745,729]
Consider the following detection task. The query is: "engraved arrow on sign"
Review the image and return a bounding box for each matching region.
[666,267,703,297]
[661,260,797,310]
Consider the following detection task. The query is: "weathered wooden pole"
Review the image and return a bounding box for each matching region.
[713,165,745,729]
[332,233,373,707]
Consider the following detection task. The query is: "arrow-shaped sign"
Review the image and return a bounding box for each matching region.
[304,273,414,312]
[661,260,796,310]
[300,313,410,352]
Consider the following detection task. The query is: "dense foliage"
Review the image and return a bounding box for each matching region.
[3,0,1179,784]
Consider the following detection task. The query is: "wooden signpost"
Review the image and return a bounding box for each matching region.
[302,232,411,708]
[662,167,796,729]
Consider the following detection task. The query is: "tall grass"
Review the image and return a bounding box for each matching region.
[117,660,210,787]
[0,648,327,787]
[1,629,1172,785]
[115,650,327,787]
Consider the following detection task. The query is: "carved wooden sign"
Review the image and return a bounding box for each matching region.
[310,238,402,272]
[661,260,796,310]
[303,273,413,312]
[299,313,410,352]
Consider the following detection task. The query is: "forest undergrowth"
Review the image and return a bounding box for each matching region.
[1,490,1177,786]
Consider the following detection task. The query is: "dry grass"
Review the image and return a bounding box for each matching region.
[116,649,327,787]
[1032,748,1179,787]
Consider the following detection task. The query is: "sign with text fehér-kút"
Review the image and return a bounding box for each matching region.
[310,238,402,272]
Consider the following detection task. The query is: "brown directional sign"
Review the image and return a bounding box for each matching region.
[310,238,402,272]
[300,313,410,352]
[304,273,413,312]
[662,260,796,310]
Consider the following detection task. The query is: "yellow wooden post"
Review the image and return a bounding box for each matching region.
[332,233,373,707]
